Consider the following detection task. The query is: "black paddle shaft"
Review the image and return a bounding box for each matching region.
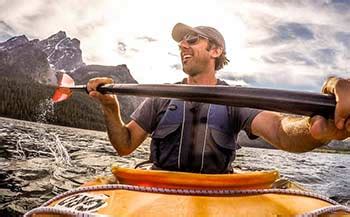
[84,83,336,118]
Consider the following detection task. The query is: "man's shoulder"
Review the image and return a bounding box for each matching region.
[142,96,171,111]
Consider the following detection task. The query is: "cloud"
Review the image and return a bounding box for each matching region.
[0,0,349,90]
[254,22,315,46]
[262,51,316,66]
[335,32,350,49]
[136,36,157,43]
[277,23,314,41]
[313,48,337,65]
[324,0,350,14]
[218,69,326,92]
[0,20,15,40]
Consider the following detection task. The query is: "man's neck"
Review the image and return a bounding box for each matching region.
[186,71,217,85]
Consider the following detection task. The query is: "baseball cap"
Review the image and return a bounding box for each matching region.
[172,22,226,51]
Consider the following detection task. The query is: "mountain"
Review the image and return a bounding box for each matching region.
[0,35,53,83]
[36,31,84,72]
[0,31,143,129]
[69,64,144,121]
[72,64,138,84]
[0,31,85,84]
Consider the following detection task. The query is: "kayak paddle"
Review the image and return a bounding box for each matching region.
[52,74,336,118]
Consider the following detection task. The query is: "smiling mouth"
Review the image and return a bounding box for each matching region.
[182,54,192,63]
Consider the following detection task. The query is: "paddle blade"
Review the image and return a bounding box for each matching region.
[52,87,72,103]
[59,73,75,86]
[52,73,75,103]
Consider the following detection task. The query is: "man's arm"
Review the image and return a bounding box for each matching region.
[251,112,327,153]
[251,77,350,153]
[87,78,148,156]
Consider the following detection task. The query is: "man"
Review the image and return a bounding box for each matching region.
[87,23,350,174]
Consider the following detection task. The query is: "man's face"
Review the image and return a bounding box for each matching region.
[178,33,212,76]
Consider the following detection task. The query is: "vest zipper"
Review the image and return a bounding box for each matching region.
[177,102,186,169]
[200,104,211,173]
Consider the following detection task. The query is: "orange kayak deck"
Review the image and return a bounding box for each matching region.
[26,166,350,217]
[111,165,280,190]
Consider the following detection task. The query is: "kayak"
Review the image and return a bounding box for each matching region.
[25,165,350,217]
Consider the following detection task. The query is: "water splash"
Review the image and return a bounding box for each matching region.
[15,98,73,166]
[35,99,55,123]
[15,137,26,160]
[45,133,72,166]
[14,130,72,166]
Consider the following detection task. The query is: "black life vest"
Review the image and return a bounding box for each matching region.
[150,99,237,174]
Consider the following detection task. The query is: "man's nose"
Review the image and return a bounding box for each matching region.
[179,40,190,49]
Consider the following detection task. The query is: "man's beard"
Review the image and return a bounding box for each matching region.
[182,58,206,76]
[183,66,201,76]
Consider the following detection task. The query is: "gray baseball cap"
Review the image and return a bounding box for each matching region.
[172,22,226,51]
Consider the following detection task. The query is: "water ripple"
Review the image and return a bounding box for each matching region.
[0,117,349,216]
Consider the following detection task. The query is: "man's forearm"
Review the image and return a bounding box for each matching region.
[102,103,132,156]
[277,116,328,153]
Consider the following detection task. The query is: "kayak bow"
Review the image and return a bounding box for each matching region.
[25,167,350,217]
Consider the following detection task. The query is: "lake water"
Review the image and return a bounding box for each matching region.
[0,117,349,216]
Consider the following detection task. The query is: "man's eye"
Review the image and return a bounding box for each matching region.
[187,37,198,44]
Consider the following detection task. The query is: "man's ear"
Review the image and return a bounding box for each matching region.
[210,47,223,58]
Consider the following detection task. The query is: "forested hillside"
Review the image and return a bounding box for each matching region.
[0,75,106,131]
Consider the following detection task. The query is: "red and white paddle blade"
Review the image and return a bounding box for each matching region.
[58,73,75,87]
[52,87,72,103]
[52,74,75,103]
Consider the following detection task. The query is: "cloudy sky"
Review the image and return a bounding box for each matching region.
[0,0,349,91]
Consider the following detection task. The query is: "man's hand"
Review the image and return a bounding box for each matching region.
[309,115,349,143]
[310,77,350,142]
[87,77,117,107]
[332,79,350,131]
[87,77,147,155]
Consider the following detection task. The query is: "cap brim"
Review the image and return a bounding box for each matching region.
[172,23,204,42]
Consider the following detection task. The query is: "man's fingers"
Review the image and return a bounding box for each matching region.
[89,90,118,106]
[89,90,101,98]
[89,91,107,103]
[89,90,110,100]
[346,118,350,132]
[309,116,330,139]
[87,77,114,93]
[334,104,347,130]
[334,79,350,130]
[87,77,118,108]
[310,115,350,141]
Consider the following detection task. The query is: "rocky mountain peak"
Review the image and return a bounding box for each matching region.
[37,31,84,72]
[38,31,67,48]
[0,27,143,129]
[48,31,67,41]
[0,35,29,51]
[0,30,85,74]
[0,30,86,84]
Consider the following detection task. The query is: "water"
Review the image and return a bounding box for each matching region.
[0,117,349,216]
[34,99,55,124]
[16,99,70,166]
